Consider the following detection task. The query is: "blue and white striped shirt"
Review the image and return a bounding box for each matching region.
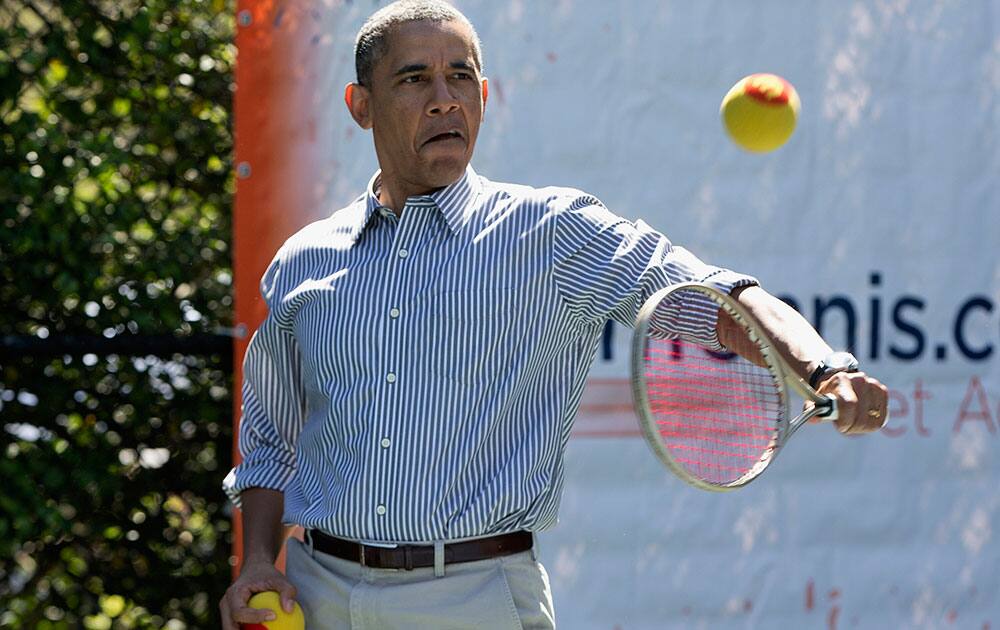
[223,166,756,543]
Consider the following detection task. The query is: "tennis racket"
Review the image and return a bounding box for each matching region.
[630,282,838,492]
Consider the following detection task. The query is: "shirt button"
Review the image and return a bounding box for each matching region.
[380,437,391,448]
[389,307,401,319]
[386,372,397,383]
[398,248,409,259]
[376,504,387,516]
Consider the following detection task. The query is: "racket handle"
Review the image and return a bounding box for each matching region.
[816,394,838,422]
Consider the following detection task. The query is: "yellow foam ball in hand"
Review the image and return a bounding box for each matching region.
[243,591,305,630]
[720,73,800,153]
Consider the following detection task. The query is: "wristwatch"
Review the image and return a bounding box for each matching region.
[808,351,859,389]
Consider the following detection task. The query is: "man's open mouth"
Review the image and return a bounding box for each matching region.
[423,130,464,145]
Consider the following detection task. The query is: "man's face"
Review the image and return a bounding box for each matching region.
[352,19,487,196]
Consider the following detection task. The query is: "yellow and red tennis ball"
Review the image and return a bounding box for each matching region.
[242,592,305,630]
[720,73,800,153]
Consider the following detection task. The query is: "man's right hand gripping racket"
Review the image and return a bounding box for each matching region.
[631,282,839,492]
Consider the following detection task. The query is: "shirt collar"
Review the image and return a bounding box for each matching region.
[360,165,481,237]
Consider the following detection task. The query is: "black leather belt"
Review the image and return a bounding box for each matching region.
[307,529,533,570]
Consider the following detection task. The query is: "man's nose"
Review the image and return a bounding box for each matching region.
[427,76,459,115]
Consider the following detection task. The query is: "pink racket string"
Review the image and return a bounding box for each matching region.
[643,338,783,485]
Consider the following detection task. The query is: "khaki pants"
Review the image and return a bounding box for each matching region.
[285,536,556,629]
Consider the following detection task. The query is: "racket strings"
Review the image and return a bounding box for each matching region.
[648,346,777,391]
[643,337,783,486]
[647,383,777,422]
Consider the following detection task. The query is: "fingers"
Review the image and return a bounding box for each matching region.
[280,583,299,614]
[817,371,889,435]
[220,586,278,629]
[220,596,236,630]
[220,573,298,628]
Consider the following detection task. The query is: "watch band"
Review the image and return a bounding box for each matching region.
[808,352,860,389]
[808,364,831,389]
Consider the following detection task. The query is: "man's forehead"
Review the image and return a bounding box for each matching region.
[381,19,478,66]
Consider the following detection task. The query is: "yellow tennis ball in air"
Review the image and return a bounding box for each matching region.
[720,73,800,153]
[244,592,305,630]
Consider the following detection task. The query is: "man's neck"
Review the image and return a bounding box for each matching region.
[377,188,407,217]
[377,179,435,217]
[376,169,465,216]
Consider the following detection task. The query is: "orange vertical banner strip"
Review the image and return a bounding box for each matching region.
[232,0,333,577]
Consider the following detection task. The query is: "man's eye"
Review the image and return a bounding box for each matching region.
[452,72,472,80]
[401,75,423,84]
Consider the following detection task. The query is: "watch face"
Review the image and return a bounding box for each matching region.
[825,352,859,371]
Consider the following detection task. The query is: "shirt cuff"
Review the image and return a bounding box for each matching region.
[222,456,295,509]
[693,270,759,351]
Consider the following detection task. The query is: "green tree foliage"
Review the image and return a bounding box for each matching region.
[1,1,235,626]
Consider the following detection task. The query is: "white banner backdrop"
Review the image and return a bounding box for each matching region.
[274,1,1000,627]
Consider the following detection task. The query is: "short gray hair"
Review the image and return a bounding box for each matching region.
[354,0,484,87]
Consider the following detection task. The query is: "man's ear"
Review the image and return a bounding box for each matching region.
[481,77,488,110]
[345,83,372,130]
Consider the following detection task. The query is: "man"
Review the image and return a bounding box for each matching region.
[220,1,888,628]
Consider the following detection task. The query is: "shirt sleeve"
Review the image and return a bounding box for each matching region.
[222,252,307,508]
[551,191,758,350]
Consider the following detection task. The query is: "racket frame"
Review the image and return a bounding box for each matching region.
[631,282,837,491]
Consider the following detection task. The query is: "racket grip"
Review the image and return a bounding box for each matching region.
[817,394,838,422]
